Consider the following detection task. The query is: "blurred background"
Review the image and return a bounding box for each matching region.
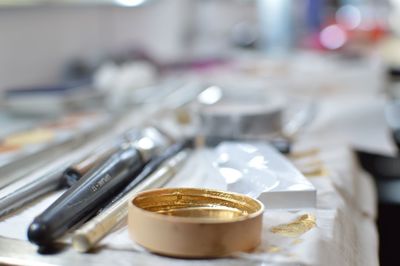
[0,0,393,90]
[1,0,400,264]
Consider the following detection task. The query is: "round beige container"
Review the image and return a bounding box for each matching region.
[128,188,264,258]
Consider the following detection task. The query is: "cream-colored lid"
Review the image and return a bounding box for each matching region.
[128,187,264,258]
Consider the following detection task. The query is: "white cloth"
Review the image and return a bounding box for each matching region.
[0,52,383,265]
[0,143,378,266]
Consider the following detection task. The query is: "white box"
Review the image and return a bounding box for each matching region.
[213,142,316,209]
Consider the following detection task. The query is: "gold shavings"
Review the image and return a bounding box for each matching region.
[194,136,205,148]
[286,253,297,258]
[300,160,324,168]
[267,246,281,253]
[289,148,320,159]
[301,166,329,178]
[291,238,303,245]
[175,108,191,125]
[270,214,316,237]
[292,158,329,178]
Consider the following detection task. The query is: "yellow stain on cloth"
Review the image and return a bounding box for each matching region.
[291,238,303,245]
[270,214,316,238]
[300,165,329,178]
[3,129,54,146]
[288,148,320,159]
[267,246,282,253]
[289,148,329,178]
[175,108,192,125]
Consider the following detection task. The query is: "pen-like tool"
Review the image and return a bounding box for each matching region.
[72,149,190,252]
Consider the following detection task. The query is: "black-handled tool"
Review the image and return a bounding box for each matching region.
[101,138,193,211]
[27,128,169,248]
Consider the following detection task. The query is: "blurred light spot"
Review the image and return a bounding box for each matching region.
[115,0,147,7]
[238,144,258,153]
[358,6,376,31]
[336,5,361,30]
[320,25,347,50]
[219,167,243,184]
[198,86,222,105]
[217,153,230,164]
[248,155,267,169]
[136,137,154,150]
